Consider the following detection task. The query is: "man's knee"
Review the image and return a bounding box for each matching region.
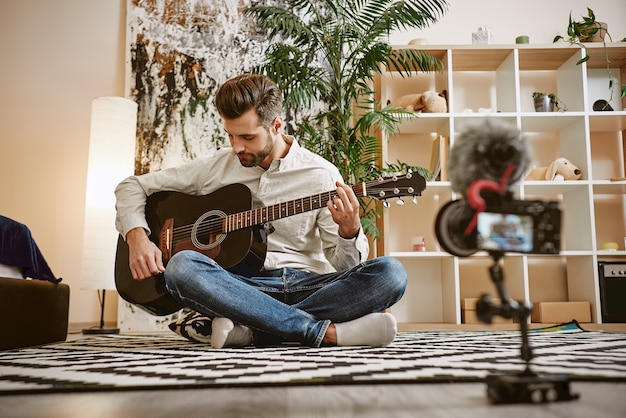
[373,256,408,293]
[165,250,191,275]
[164,250,207,287]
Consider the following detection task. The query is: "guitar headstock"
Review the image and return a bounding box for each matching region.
[365,172,427,207]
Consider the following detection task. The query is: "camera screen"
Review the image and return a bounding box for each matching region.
[476,212,533,253]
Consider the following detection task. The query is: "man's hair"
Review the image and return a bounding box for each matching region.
[214,74,283,127]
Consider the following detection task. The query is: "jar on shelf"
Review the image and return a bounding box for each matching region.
[472,26,494,45]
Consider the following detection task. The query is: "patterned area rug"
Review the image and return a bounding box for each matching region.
[1,324,625,394]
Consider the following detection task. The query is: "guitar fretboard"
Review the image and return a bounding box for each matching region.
[224,184,366,232]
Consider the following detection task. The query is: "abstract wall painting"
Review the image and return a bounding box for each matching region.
[127,0,271,174]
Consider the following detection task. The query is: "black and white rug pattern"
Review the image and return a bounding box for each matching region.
[1,329,625,394]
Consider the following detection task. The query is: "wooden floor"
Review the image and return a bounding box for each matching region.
[1,382,625,418]
[2,325,624,418]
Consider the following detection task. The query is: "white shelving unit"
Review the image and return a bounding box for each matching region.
[377,43,626,325]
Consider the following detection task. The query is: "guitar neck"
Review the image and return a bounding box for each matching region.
[224,183,366,232]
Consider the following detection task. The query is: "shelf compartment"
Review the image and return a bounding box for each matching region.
[527,256,568,303]
[589,123,625,181]
[518,47,585,112]
[593,192,626,251]
[381,48,450,112]
[564,255,602,323]
[389,257,458,323]
[384,186,452,254]
[385,131,442,174]
[528,255,597,323]
[521,116,588,181]
[449,49,517,113]
[458,256,526,306]
[585,43,626,112]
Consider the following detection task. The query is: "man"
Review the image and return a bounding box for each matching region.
[115,74,407,348]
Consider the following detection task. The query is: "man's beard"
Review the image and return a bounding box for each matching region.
[237,132,273,167]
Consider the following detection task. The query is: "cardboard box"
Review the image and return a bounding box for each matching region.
[461,297,502,310]
[531,301,591,324]
[462,309,514,324]
[461,297,513,324]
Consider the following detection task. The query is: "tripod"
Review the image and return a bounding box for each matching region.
[475,251,579,404]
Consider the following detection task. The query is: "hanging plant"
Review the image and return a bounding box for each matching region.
[553,7,626,109]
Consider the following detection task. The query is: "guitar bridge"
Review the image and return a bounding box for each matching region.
[160,218,174,264]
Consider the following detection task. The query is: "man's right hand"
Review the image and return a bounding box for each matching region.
[126,227,165,280]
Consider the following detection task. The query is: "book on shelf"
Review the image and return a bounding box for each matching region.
[429,135,449,181]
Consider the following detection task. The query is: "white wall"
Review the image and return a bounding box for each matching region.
[0,0,126,327]
[0,0,624,328]
[390,0,626,46]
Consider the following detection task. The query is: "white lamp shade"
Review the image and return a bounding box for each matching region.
[81,97,137,290]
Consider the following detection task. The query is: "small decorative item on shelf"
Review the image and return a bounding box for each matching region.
[526,157,582,181]
[515,35,529,44]
[600,242,619,251]
[412,236,426,252]
[532,92,567,112]
[593,99,613,111]
[388,90,448,113]
[472,26,493,45]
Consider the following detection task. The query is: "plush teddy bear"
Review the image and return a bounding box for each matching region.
[388,90,448,113]
[526,157,582,181]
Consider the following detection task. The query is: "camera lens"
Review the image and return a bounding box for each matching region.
[434,200,478,257]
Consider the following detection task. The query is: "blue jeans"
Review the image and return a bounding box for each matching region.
[164,251,407,347]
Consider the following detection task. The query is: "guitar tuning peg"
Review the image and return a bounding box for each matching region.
[394,188,400,195]
[412,196,418,205]
[396,198,405,206]
[383,200,391,208]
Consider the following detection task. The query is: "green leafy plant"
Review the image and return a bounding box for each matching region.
[245,0,448,239]
[553,7,605,45]
[532,91,567,112]
[553,7,626,108]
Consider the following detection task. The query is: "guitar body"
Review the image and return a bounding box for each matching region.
[115,184,267,316]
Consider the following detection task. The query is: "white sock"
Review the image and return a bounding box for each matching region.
[210,317,253,349]
[334,313,397,347]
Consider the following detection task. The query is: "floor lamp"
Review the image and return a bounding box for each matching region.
[81,97,137,335]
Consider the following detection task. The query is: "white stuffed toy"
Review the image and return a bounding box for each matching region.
[526,157,582,181]
[389,90,448,113]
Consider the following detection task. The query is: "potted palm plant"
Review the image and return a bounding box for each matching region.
[245,0,449,238]
[553,7,626,110]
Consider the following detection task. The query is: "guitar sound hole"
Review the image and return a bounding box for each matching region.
[195,217,221,245]
[192,210,226,250]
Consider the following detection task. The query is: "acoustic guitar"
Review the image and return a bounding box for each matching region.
[114,173,426,316]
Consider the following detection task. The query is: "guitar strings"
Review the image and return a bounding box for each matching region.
[168,179,409,243]
[169,190,342,241]
[169,184,402,241]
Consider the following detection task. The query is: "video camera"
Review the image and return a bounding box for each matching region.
[435,192,562,257]
[435,119,562,257]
